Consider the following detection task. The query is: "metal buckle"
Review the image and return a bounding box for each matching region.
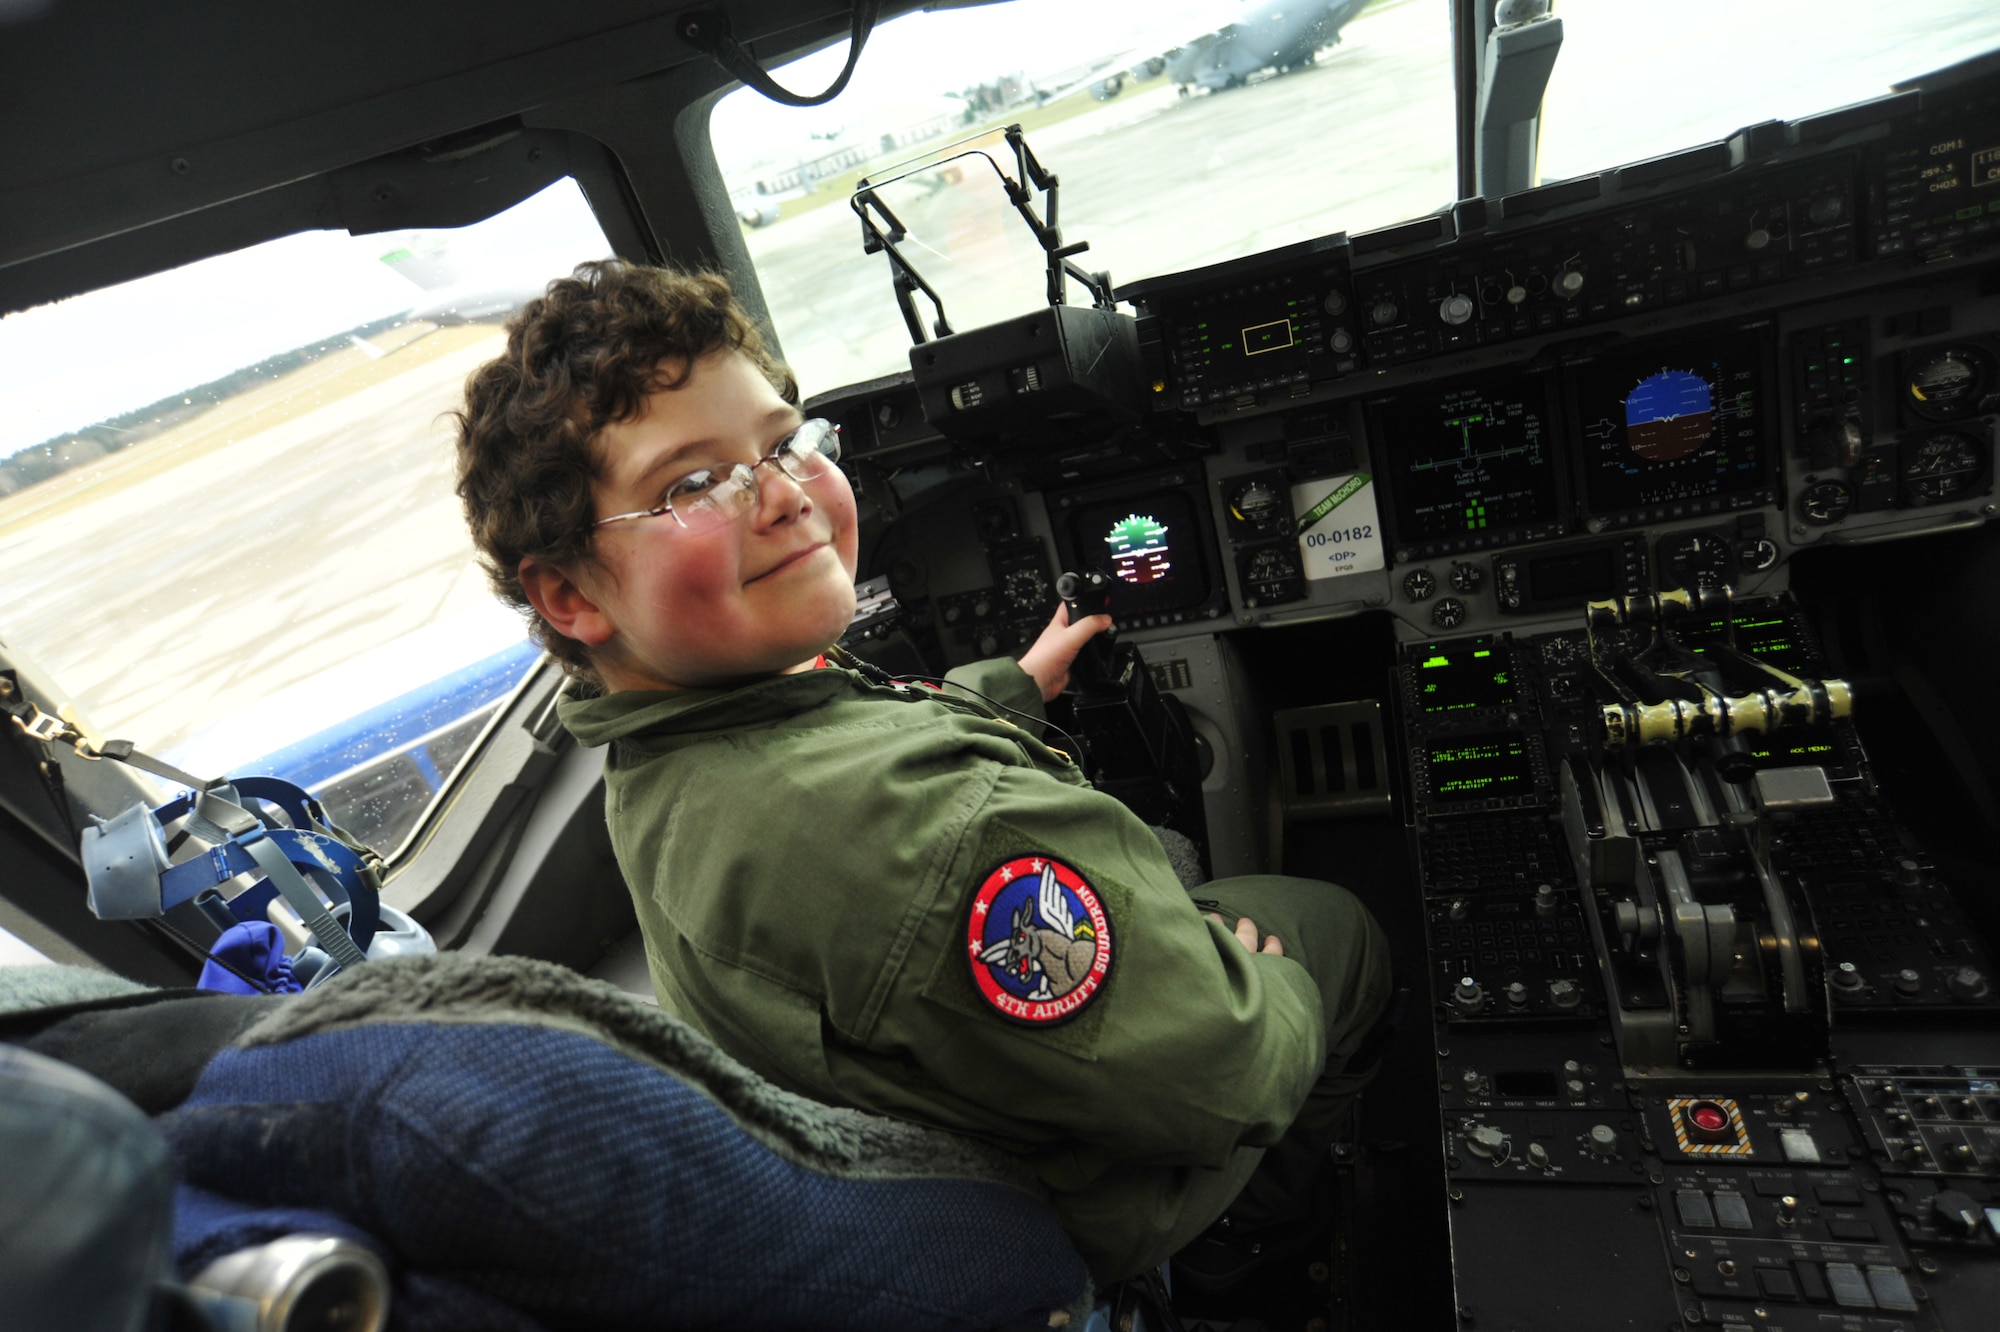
[14,705,71,743]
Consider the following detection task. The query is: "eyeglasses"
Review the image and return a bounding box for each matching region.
[593,418,841,534]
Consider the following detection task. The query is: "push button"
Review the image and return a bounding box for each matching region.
[1866,1266,1918,1313]
[1675,1191,1717,1228]
[1825,1262,1875,1309]
[1713,1192,1753,1230]
[1754,1267,1798,1300]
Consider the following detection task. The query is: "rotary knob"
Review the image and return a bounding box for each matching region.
[1587,1124,1620,1158]
[1555,268,1585,298]
[1505,283,1527,305]
[1323,290,1348,317]
[1369,299,1400,327]
[1438,293,1475,326]
[1505,981,1529,1007]
[1547,979,1581,1009]
[1452,976,1485,1013]
[1328,328,1354,354]
[1808,196,1844,226]
[1533,883,1558,915]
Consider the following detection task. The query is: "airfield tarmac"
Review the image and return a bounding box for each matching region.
[3,0,1999,774]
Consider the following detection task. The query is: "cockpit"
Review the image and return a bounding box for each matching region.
[7,2,2000,1329]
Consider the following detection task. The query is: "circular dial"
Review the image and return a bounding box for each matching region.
[1658,531,1735,591]
[1448,562,1485,594]
[1242,545,1303,592]
[1904,345,1993,421]
[1402,569,1437,602]
[1003,567,1051,613]
[1227,477,1287,531]
[1902,432,1985,505]
[1800,480,1853,526]
[1430,597,1467,630]
[1540,635,1586,667]
[1737,537,1781,573]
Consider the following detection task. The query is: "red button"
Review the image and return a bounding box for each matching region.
[1690,1102,1729,1133]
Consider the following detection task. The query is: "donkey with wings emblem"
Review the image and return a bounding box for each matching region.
[979,863,1100,1000]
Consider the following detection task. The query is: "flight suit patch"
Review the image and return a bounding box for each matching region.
[966,855,1113,1026]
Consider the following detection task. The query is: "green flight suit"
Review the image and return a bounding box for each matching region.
[560,657,1390,1280]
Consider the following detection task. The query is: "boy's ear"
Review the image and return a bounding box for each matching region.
[518,557,617,648]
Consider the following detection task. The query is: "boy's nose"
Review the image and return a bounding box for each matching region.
[748,457,811,526]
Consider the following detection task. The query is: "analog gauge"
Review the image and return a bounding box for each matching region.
[1737,537,1781,573]
[1227,476,1288,532]
[1003,567,1052,613]
[1403,569,1437,602]
[1591,624,1649,659]
[1448,562,1485,594]
[1239,544,1305,605]
[1540,635,1586,667]
[1904,345,1994,421]
[1658,531,1736,591]
[1902,432,1985,505]
[1431,597,1467,630]
[1800,480,1853,526]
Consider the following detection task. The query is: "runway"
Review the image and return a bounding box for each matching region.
[0,323,522,761]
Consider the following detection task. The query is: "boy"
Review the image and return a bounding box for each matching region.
[454,260,1390,1282]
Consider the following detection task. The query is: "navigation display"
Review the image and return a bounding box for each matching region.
[1574,329,1773,517]
[1066,491,1212,618]
[1372,373,1564,556]
[1425,733,1536,801]
[1409,642,1516,714]
[1681,610,1820,674]
[1168,270,1334,406]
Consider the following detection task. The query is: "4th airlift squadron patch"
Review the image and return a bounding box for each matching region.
[967,856,1114,1025]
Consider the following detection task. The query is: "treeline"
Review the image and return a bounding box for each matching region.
[0,313,410,499]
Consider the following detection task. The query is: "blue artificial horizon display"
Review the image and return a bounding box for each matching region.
[1623,370,1715,461]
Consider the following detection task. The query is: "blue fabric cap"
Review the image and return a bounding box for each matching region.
[196,921,302,996]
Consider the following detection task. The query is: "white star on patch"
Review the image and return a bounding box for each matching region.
[968,941,982,957]
[1030,859,1045,873]
[999,865,1014,882]
[974,900,988,916]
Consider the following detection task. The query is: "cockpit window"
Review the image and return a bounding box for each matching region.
[0,179,612,856]
[711,0,1457,394]
[1535,1,2000,185]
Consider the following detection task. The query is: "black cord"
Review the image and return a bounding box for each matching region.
[825,644,1089,761]
[889,673,1088,762]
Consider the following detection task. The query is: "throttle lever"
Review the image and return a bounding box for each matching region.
[1055,569,1118,689]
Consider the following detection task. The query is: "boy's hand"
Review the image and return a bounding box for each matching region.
[1206,912,1286,957]
[1018,602,1114,702]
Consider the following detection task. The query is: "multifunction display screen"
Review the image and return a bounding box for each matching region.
[1372,374,1562,553]
[1681,610,1819,675]
[1425,733,1536,800]
[1168,271,1333,405]
[1067,491,1212,618]
[1410,643,1516,715]
[1574,329,1772,515]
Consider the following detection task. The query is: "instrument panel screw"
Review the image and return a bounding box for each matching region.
[170,157,190,174]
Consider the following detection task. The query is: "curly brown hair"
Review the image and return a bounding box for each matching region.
[453,260,797,682]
